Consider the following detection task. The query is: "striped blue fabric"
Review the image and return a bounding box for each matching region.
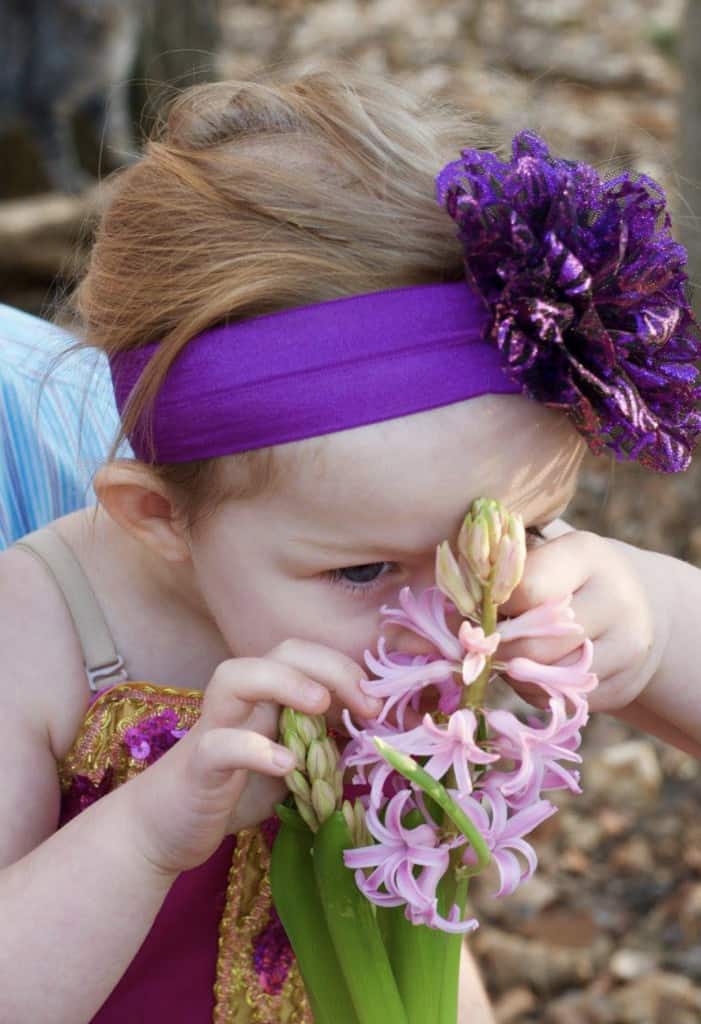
[0,304,132,549]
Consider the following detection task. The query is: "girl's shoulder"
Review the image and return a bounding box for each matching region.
[0,507,216,761]
[0,526,93,761]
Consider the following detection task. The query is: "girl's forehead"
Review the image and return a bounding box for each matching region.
[273,395,584,542]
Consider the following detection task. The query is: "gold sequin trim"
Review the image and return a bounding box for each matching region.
[214,828,312,1024]
[58,681,204,789]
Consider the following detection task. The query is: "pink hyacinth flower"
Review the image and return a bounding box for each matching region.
[379,586,464,661]
[385,709,499,794]
[340,709,402,805]
[362,640,458,727]
[456,788,557,897]
[406,883,480,934]
[485,696,587,806]
[458,620,501,684]
[500,638,597,708]
[497,595,584,641]
[344,790,453,912]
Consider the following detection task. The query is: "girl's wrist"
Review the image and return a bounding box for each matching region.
[612,544,701,753]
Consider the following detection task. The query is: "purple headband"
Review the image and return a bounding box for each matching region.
[110,130,701,472]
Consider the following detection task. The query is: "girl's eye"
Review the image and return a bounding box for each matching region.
[326,562,396,594]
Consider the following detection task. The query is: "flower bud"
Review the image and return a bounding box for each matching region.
[342,799,355,837]
[462,516,491,582]
[490,514,526,605]
[279,707,297,737]
[307,738,331,781]
[297,800,320,832]
[468,519,491,580]
[311,778,337,823]
[297,712,327,746]
[322,737,341,778]
[484,499,506,551]
[353,800,370,846]
[435,542,477,616]
[342,799,370,847]
[284,732,307,772]
[459,554,484,606]
[286,769,312,804]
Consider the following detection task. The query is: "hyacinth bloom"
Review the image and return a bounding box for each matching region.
[344,791,477,933]
[485,696,588,807]
[458,621,501,683]
[343,534,598,933]
[344,791,452,908]
[456,788,558,897]
[384,710,499,795]
[379,587,464,661]
[497,595,584,641]
[499,639,597,710]
[362,641,459,728]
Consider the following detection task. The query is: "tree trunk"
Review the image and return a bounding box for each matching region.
[0,0,222,311]
[679,0,701,317]
[0,0,222,199]
[134,0,223,136]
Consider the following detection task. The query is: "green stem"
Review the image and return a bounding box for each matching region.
[270,812,359,1024]
[384,905,447,1024]
[465,588,497,708]
[313,812,408,1024]
[437,873,470,1024]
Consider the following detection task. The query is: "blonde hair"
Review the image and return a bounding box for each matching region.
[60,66,497,528]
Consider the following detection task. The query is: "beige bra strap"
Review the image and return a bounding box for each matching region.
[14,527,128,692]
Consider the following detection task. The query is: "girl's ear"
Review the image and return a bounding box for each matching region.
[93,461,191,563]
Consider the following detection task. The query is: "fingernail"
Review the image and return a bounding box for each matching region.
[273,747,296,770]
[303,682,326,704]
[363,696,383,716]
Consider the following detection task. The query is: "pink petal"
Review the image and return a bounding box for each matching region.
[380,587,464,661]
[497,596,584,641]
[458,621,501,656]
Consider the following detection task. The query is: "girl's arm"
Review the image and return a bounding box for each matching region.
[458,943,495,1024]
[609,543,701,757]
[0,716,175,1024]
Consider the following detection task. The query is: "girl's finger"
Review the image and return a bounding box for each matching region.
[267,638,382,719]
[204,658,331,724]
[193,727,297,785]
[499,530,602,618]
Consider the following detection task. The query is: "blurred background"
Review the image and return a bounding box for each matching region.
[2,1,701,1020]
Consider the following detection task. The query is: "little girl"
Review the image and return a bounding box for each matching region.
[1,68,701,1023]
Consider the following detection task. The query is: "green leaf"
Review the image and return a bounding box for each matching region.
[313,812,409,1024]
[384,904,447,1024]
[270,815,359,1024]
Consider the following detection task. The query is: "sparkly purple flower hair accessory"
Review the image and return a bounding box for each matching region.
[436,130,701,472]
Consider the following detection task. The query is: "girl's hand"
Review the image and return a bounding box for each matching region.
[497,520,665,715]
[124,640,380,877]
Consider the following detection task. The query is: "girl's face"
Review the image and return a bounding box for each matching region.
[186,394,584,665]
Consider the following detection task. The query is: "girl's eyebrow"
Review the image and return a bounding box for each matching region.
[291,536,430,557]
[291,489,577,558]
[292,496,575,558]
